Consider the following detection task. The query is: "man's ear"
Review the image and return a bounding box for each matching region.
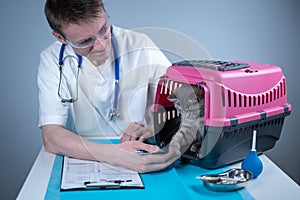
[52,31,67,44]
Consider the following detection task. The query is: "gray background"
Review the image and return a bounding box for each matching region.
[0,0,299,199]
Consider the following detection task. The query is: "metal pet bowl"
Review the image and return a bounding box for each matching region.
[197,168,252,192]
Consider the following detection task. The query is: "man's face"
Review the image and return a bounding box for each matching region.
[61,12,111,66]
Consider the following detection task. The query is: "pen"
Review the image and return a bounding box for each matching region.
[135,150,151,155]
[106,179,132,184]
[135,149,167,155]
[84,179,132,185]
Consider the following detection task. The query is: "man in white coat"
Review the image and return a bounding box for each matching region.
[38,0,180,172]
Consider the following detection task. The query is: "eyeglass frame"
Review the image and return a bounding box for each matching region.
[62,14,111,49]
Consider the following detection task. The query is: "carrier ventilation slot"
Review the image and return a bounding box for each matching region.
[221,116,285,139]
[160,79,182,95]
[222,78,286,107]
[157,109,181,125]
[157,80,186,125]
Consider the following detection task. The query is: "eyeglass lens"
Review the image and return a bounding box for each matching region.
[69,22,111,49]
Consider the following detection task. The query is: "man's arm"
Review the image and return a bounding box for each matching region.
[42,124,104,161]
[42,124,179,173]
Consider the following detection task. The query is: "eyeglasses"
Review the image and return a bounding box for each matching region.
[65,21,111,49]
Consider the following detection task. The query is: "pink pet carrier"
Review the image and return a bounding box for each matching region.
[150,60,292,169]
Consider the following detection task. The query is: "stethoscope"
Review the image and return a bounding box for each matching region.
[57,33,120,121]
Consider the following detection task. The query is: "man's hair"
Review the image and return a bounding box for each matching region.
[44,0,104,35]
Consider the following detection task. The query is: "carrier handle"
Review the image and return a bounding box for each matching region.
[172,60,250,71]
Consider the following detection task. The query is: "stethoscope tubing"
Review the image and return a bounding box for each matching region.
[58,32,120,114]
[111,33,120,110]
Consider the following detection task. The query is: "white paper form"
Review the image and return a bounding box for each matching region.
[61,156,144,190]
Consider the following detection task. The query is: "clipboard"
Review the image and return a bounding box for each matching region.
[60,156,144,191]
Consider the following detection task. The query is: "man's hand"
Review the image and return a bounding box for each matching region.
[118,140,160,153]
[110,141,180,173]
[120,122,154,142]
[117,123,181,172]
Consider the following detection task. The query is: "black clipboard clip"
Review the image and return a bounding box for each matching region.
[84,179,132,190]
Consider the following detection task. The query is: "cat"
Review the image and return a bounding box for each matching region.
[167,84,204,156]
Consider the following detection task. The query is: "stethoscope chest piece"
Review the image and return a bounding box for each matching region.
[109,108,120,121]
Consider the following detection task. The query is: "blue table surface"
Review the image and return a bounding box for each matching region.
[45,139,254,200]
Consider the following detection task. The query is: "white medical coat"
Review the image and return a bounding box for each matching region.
[38,26,171,136]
